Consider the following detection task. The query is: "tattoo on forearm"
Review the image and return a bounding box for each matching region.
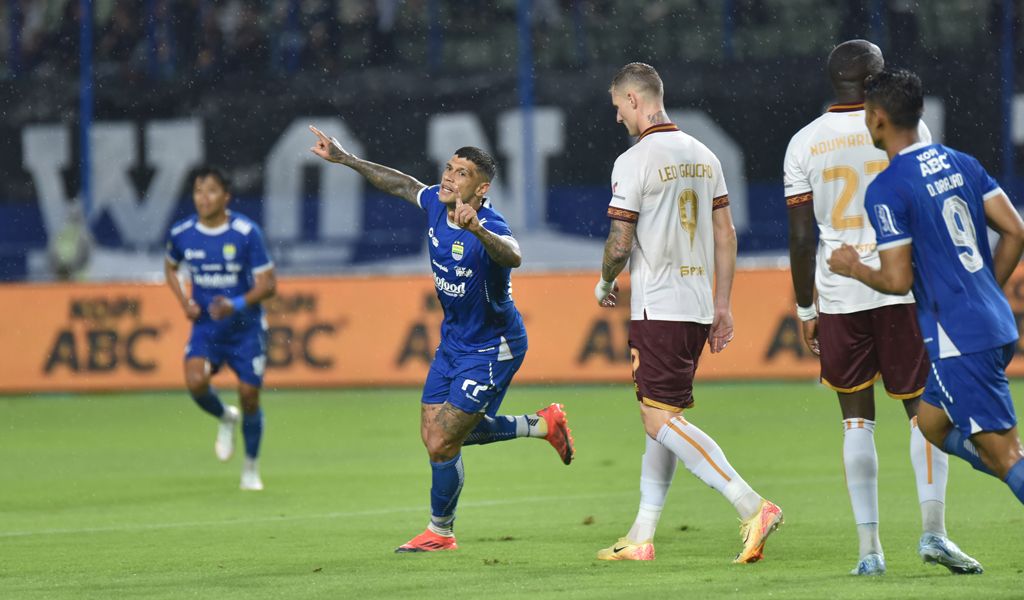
[602,220,634,281]
[350,158,421,201]
[476,230,521,267]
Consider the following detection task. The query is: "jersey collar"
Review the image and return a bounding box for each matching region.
[196,212,231,235]
[637,123,679,142]
[898,141,930,155]
[827,102,865,113]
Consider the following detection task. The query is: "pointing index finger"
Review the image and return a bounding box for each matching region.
[309,125,329,141]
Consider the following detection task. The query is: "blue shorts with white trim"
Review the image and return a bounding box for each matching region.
[421,340,526,416]
[923,343,1017,437]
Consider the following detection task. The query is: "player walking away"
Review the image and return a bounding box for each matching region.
[164,167,277,491]
[785,41,981,575]
[593,63,782,564]
[308,125,575,553]
[829,68,1024,512]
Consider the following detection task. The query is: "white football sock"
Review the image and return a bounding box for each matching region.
[627,436,677,543]
[512,414,546,438]
[909,417,948,536]
[656,415,762,520]
[843,418,882,558]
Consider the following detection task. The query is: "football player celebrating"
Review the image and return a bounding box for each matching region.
[309,125,575,553]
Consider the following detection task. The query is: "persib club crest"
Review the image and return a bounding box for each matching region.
[451,241,464,261]
[223,243,237,261]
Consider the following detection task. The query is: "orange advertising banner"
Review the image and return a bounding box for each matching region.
[3,268,1023,393]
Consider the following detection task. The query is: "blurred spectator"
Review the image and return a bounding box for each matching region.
[887,0,919,68]
[96,1,143,77]
[369,0,399,64]
[226,2,269,74]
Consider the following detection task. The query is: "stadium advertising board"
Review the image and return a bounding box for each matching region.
[5,266,1024,394]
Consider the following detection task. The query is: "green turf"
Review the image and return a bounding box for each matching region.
[1,382,1022,599]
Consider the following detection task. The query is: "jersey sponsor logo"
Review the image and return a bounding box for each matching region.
[874,204,902,237]
[432,259,449,272]
[193,272,240,288]
[428,227,439,248]
[184,248,206,260]
[917,148,952,176]
[679,265,706,277]
[433,272,466,297]
[455,266,474,278]
[223,243,237,261]
[452,241,465,261]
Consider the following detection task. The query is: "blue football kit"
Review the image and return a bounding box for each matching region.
[416,185,528,416]
[165,212,274,387]
[866,143,1018,436]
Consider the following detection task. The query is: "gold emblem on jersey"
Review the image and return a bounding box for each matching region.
[222,243,237,261]
[677,189,698,247]
[679,265,706,277]
[452,241,464,261]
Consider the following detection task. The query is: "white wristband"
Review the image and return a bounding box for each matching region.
[796,304,817,321]
[595,278,616,302]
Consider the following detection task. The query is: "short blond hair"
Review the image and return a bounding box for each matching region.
[610,62,664,98]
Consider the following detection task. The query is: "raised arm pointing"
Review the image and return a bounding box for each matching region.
[309,124,426,206]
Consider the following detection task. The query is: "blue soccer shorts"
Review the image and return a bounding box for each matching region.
[923,343,1018,437]
[186,321,268,388]
[421,343,526,417]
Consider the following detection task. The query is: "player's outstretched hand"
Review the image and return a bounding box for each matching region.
[709,308,734,353]
[827,244,860,278]
[801,318,820,356]
[309,125,352,164]
[452,191,482,233]
[182,298,201,321]
[594,279,618,307]
[208,296,234,320]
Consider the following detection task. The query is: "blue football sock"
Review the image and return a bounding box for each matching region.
[429,454,464,534]
[941,429,993,476]
[463,415,536,445]
[191,390,225,418]
[1004,458,1024,504]
[242,409,264,459]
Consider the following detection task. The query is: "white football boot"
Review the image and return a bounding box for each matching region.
[240,457,264,491]
[215,405,240,462]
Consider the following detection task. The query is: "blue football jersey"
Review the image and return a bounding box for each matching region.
[865,143,1018,359]
[165,211,274,327]
[417,185,527,356]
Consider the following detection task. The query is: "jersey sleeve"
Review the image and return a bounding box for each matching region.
[711,155,729,210]
[865,179,912,251]
[165,229,183,265]
[964,154,1004,201]
[247,223,274,274]
[607,155,640,223]
[417,184,441,214]
[481,214,513,238]
[783,135,813,209]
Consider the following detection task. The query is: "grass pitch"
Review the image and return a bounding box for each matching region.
[2,382,1022,599]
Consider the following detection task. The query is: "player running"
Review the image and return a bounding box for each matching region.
[308,125,575,553]
[785,41,981,575]
[164,167,276,491]
[593,63,782,564]
[829,68,1024,512]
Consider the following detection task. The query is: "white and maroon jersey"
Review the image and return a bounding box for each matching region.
[608,123,730,324]
[784,103,931,314]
